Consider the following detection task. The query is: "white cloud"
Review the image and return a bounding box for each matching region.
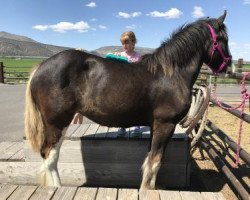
[32,25,48,31]
[229,42,250,60]
[33,21,91,33]
[131,12,141,17]
[117,12,142,18]
[243,0,250,4]
[229,42,237,46]
[118,12,130,18]
[98,25,107,30]
[243,44,250,49]
[192,6,205,18]
[86,2,96,8]
[125,24,137,30]
[147,8,183,19]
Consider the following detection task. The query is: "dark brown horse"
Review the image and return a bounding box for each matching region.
[25,11,231,189]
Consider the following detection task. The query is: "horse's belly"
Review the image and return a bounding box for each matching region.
[82,111,149,128]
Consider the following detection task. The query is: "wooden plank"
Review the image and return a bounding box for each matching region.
[73,187,98,200]
[82,124,99,138]
[175,124,188,135]
[95,126,109,138]
[29,186,57,200]
[96,188,118,200]
[63,124,186,140]
[7,185,37,200]
[71,124,90,138]
[24,138,189,164]
[159,190,182,200]
[78,140,149,164]
[9,149,24,161]
[0,184,18,200]
[0,142,22,160]
[23,140,43,162]
[201,192,226,200]
[65,124,81,138]
[0,161,188,188]
[0,162,42,185]
[180,191,205,200]
[139,190,160,200]
[106,127,119,138]
[51,186,77,200]
[0,142,16,155]
[24,140,83,162]
[117,188,138,200]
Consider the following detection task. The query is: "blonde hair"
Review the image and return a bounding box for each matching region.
[120,31,137,44]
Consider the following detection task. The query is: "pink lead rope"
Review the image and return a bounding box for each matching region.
[207,23,248,167]
[211,72,250,167]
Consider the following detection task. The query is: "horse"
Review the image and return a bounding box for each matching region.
[25,11,231,189]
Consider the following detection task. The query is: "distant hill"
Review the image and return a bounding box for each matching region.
[0,31,71,57]
[0,31,154,57]
[0,31,37,43]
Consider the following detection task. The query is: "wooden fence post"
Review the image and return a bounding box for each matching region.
[237,58,243,72]
[237,59,243,84]
[0,62,4,84]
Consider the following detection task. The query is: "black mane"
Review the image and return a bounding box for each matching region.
[140,18,226,76]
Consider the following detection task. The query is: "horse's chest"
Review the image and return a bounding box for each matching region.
[154,93,191,121]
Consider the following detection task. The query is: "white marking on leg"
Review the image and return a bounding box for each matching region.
[150,162,161,189]
[41,147,60,186]
[140,155,152,190]
[40,128,67,186]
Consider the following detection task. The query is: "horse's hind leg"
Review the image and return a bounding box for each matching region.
[40,125,66,187]
[140,121,175,190]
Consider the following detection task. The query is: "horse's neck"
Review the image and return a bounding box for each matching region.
[164,30,206,89]
[176,54,204,90]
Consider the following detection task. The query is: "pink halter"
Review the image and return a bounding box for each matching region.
[207,24,231,75]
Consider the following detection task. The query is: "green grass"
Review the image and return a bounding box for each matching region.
[243,64,250,68]
[0,58,46,83]
[211,77,239,84]
[0,58,45,72]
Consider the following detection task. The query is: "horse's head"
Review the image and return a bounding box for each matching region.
[204,10,232,75]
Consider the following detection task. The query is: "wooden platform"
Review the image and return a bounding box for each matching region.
[0,183,226,200]
[0,124,190,188]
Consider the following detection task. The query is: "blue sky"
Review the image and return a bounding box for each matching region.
[0,0,250,61]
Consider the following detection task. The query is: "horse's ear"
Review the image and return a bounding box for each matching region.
[217,10,227,26]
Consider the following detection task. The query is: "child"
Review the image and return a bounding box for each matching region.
[115,31,142,137]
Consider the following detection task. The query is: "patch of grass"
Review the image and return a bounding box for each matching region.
[243,64,250,68]
[0,58,45,72]
[0,58,46,83]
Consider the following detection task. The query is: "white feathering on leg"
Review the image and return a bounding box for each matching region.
[150,162,161,189]
[141,156,152,190]
[40,128,66,186]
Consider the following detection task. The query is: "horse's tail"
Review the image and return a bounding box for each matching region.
[24,65,44,152]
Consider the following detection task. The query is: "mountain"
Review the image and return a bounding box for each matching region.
[0,31,37,43]
[0,31,71,57]
[0,32,154,57]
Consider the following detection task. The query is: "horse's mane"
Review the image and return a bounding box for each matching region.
[140,18,226,76]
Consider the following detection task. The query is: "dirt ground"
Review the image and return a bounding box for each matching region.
[190,106,250,200]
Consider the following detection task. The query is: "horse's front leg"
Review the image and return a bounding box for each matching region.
[140,120,175,190]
